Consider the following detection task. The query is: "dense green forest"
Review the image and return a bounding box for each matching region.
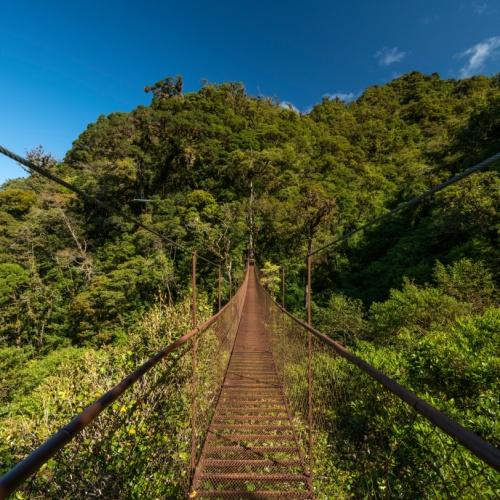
[0,72,499,497]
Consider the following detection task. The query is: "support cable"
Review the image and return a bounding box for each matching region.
[310,152,500,257]
[0,144,219,267]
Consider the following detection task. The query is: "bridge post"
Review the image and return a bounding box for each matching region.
[306,253,312,326]
[190,252,198,478]
[218,264,222,311]
[191,252,197,327]
[306,252,313,491]
[281,266,285,309]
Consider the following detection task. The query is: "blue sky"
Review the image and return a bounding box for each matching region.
[1,0,499,183]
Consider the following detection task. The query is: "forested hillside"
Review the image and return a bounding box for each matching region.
[1,72,499,496]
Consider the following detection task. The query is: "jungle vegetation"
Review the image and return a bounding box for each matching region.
[0,72,498,497]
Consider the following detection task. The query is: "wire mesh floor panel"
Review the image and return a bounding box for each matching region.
[191,269,312,499]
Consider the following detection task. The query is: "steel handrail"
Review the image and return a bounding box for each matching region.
[256,269,500,471]
[0,267,250,499]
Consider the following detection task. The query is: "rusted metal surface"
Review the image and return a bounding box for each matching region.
[281,266,285,309]
[305,254,313,492]
[192,252,198,327]
[306,254,312,327]
[218,265,222,312]
[196,492,311,498]
[191,265,313,498]
[190,251,198,477]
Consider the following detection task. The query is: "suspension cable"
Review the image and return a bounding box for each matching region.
[310,152,500,257]
[0,144,219,267]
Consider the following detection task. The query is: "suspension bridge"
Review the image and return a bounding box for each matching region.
[0,146,499,498]
[192,265,310,497]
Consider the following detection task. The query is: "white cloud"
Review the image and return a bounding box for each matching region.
[280,101,300,113]
[472,2,488,14]
[323,92,357,102]
[459,36,500,77]
[375,47,407,66]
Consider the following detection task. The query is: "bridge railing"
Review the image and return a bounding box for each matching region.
[0,268,249,499]
[257,272,500,498]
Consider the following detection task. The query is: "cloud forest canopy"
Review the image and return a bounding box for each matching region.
[0,71,499,497]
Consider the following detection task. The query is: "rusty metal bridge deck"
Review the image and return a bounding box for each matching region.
[191,267,312,499]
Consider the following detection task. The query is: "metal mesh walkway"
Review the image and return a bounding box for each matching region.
[191,266,312,498]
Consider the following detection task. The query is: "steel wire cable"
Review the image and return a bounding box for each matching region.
[310,151,500,257]
[0,144,219,267]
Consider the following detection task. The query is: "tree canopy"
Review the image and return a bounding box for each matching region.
[0,71,498,497]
